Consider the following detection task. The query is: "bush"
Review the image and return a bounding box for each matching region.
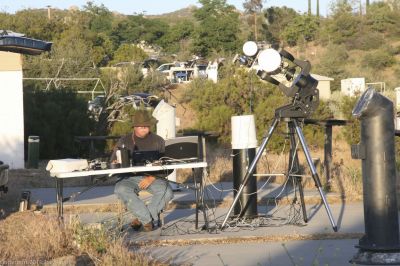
[345,30,383,51]
[339,96,360,145]
[302,101,335,150]
[24,89,94,159]
[362,49,396,69]
[314,44,350,91]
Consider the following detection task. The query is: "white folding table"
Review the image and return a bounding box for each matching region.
[51,162,208,229]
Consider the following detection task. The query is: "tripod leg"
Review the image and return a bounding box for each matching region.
[293,119,338,232]
[295,176,308,223]
[288,122,308,223]
[221,118,280,229]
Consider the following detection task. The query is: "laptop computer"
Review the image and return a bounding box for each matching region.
[131,150,161,166]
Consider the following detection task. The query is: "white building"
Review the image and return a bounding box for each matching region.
[0,51,25,168]
[311,74,334,101]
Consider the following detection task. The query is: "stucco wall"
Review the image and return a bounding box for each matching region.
[0,52,25,169]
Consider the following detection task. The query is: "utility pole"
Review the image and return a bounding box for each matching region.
[317,0,320,17]
[46,5,51,20]
[254,13,258,41]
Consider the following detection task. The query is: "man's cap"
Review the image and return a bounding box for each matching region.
[132,110,157,127]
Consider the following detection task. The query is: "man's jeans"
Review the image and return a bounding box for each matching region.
[114,176,173,224]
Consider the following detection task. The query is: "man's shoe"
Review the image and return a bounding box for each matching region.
[142,222,154,232]
[130,218,142,231]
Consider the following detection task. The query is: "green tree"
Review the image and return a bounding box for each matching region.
[111,15,169,46]
[263,6,298,44]
[111,44,148,64]
[243,0,263,41]
[191,0,240,56]
[281,15,319,46]
[84,1,113,33]
[365,2,398,33]
[326,1,361,44]
[159,20,195,54]
[4,9,67,41]
[24,89,93,159]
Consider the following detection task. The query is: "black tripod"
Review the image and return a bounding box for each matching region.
[225,44,338,231]
[286,119,308,224]
[221,116,337,231]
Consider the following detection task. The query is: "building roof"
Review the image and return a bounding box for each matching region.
[311,74,334,81]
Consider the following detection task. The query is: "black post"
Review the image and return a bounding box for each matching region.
[324,125,332,188]
[231,115,258,219]
[233,148,257,218]
[351,88,400,264]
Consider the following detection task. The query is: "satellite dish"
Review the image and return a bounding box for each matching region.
[242,41,258,57]
[258,48,282,73]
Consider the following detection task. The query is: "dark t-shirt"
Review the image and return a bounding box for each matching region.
[110,132,165,162]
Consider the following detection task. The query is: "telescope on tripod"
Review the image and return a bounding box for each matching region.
[222,41,338,232]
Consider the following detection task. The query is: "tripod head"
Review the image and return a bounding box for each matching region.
[234,41,319,118]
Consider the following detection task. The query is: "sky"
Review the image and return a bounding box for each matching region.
[0,0,347,17]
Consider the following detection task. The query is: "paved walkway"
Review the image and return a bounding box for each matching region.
[28,182,397,265]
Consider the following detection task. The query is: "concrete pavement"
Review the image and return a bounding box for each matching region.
[28,182,393,265]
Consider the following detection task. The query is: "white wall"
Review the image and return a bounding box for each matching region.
[318,80,332,101]
[341,78,366,97]
[0,70,25,169]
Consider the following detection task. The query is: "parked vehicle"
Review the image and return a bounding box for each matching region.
[113,58,161,77]
[88,95,105,115]
[88,93,161,119]
[120,93,160,109]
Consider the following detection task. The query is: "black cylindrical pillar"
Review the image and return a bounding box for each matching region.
[231,115,258,218]
[233,148,258,218]
[351,88,400,264]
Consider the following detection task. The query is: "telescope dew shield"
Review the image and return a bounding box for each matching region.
[231,115,258,218]
[352,88,400,253]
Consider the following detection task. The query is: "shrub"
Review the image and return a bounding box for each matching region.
[339,95,360,145]
[314,44,350,91]
[24,89,94,159]
[345,30,383,51]
[361,49,396,69]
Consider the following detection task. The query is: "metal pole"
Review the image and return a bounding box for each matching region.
[233,148,257,218]
[221,118,279,228]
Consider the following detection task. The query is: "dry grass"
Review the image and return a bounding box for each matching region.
[0,212,77,262]
[0,212,165,265]
[196,135,363,201]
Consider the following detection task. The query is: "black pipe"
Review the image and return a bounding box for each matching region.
[233,148,258,218]
[352,88,400,252]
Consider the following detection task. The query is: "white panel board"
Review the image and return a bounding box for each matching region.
[341,78,366,97]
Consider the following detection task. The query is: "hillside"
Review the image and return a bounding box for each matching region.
[148,5,198,24]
